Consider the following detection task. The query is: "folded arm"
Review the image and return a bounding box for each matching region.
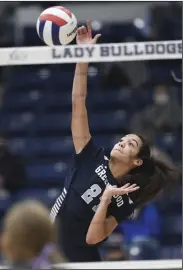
[86,184,139,244]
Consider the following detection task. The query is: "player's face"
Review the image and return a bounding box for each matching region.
[110,134,143,167]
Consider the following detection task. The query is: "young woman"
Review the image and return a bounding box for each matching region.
[1,200,65,269]
[50,21,180,263]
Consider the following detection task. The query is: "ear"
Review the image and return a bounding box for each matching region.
[134,158,143,167]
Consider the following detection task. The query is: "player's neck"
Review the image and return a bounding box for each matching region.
[108,159,130,184]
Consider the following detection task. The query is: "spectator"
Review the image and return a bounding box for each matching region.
[122,204,161,241]
[101,64,130,90]
[0,135,26,193]
[150,2,182,40]
[130,84,182,140]
[101,229,127,261]
[120,203,161,260]
[1,200,66,269]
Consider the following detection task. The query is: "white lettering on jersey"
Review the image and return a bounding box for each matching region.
[92,157,134,211]
[94,162,125,209]
[113,194,124,207]
[50,188,67,223]
[95,164,108,185]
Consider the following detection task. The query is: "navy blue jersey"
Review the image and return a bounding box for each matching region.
[50,138,134,248]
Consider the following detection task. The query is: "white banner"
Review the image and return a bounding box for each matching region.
[57,260,182,269]
[0,40,181,66]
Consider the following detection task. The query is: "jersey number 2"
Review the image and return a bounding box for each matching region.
[81,184,102,204]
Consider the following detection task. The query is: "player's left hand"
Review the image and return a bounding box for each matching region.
[102,183,139,201]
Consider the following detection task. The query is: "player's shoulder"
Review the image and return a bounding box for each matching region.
[74,137,106,164]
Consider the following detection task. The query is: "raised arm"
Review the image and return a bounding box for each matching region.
[71,21,101,154]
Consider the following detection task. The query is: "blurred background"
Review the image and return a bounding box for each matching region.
[0,1,182,263]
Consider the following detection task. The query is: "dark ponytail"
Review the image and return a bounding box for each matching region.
[122,136,181,207]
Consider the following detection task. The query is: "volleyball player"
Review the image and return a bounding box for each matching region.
[50,21,180,262]
[1,200,65,269]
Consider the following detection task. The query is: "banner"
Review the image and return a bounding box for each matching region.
[57,259,182,269]
[0,40,181,66]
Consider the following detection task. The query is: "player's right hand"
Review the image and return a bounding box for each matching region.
[102,183,140,201]
[76,20,101,45]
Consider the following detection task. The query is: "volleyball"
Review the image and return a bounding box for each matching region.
[36,6,77,46]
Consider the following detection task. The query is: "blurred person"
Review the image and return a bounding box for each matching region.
[0,135,26,193]
[121,203,160,260]
[101,64,130,90]
[130,84,182,140]
[1,200,65,269]
[102,229,127,261]
[150,2,182,41]
[127,236,160,261]
[50,21,180,263]
[0,3,15,48]
[104,246,126,261]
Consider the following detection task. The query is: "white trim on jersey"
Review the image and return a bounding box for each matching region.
[50,187,67,223]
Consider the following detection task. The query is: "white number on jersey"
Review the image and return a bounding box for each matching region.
[81,184,102,204]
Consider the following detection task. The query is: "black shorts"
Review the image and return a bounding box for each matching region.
[58,210,102,262]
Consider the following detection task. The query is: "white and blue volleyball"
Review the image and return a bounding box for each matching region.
[36,6,77,46]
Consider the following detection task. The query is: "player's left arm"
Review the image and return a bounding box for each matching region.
[86,184,139,245]
[86,197,117,245]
